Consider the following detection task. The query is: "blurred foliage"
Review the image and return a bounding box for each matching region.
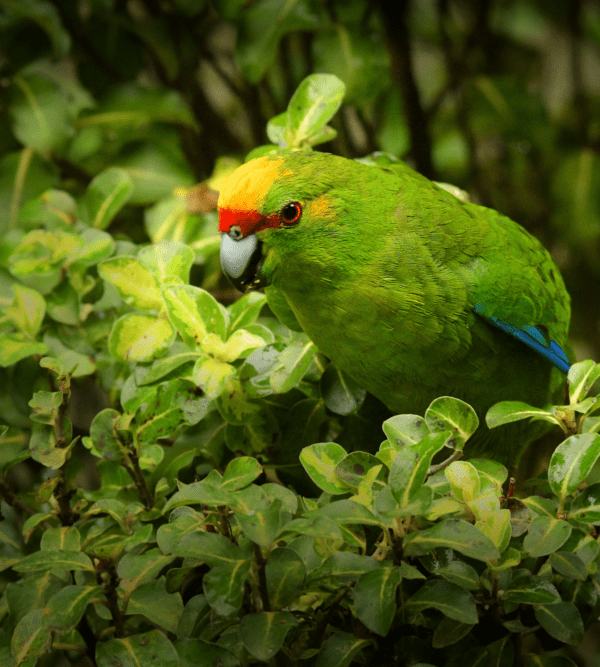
[1,0,600,665]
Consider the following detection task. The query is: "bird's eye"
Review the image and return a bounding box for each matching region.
[280,202,302,226]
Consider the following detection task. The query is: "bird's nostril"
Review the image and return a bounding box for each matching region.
[229,225,243,241]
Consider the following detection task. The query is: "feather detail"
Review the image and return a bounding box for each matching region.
[474,302,570,374]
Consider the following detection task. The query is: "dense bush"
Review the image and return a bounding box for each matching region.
[1,2,600,666]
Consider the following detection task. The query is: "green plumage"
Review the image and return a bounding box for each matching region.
[219,151,572,463]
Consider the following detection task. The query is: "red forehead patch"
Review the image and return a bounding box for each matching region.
[218,207,280,236]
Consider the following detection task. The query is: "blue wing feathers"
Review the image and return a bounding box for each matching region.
[474,303,571,374]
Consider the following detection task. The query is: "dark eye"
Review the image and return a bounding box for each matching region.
[280,202,302,226]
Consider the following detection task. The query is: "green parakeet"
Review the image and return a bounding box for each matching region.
[218,151,572,463]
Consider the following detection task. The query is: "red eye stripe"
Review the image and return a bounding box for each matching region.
[218,208,280,236]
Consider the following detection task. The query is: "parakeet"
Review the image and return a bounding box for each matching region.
[218,151,572,463]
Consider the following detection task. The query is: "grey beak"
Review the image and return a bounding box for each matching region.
[220,232,265,292]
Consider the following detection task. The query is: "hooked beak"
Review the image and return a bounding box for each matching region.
[220,232,266,292]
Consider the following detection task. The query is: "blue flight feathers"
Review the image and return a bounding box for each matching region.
[474,303,571,375]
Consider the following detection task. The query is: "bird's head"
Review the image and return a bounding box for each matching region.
[218,152,345,292]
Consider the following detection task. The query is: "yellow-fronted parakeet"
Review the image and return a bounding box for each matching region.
[218,151,572,463]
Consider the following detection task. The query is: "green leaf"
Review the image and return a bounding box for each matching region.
[162,284,228,348]
[575,536,600,566]
[568,360,600,404]
[309,499,382,527]
[335,452,385,492]
[382,414,429,447]
[266,112,287,146]
[3,0,71,58]
[41,329,96,377]
[224,410,279,455]
[534,602,584,646]
[265,548,306,609]
[45,279,80,325]
[138,443,164,470]
[137,350,200,385]
[320,364,366,415]
[503,571,560,604]
[138,240,195,284]
[548,551,588,581]
[0,150,57,229]
[270,333,318,394]
[389,431,450,506]
[523,516,572,557]
[353,566,402,636]
[445,461,480,502]
[552,148,600,247]
[18,187,76,229]
[96,630,179,667]
[192,354,236,399]
[548,433,600,499]
[127,578,183,634]
[375,484,433,521]
[403,518,500,562]
[115,144,195,205]
[172,530,245,566]
[78,167,133,229]
[314,631,372,667]
[244,144,283,161]
[569,482,600,523]
[4,284,45,337]
[221,457,263,491]
[277,515,343,542]
[144,196,205,247]
[108,313,175,362]
[29,420,75,469]
[216,376,261,425]
[202,329,265,362]
[521,495,557,518]
[425,396,479,448]
[240,342,286,398]
[9,229,80,284]
[80,84,196,130]
[432,616,475,648]
[227,291,267,334]
[299,442,351,494]
[162,481,236,513]
[133,379,209,443]
[9,74,74,156]
[10,609,52,665]
[486,401,561,429]
[67,229,115,267]
[236,1,321,83]
[28,390,62,425]
[12,550,94,572]
[176,639,236,666]
[310,553,382,583]
[312,26,390,104]
[98,257,164,310]
[476,509,511,553]
[582,416,600,434]
[44,585,101,633]
[286,73,346,147]
[235,500,290,548]
[0,334,48,366]
[436,561,480,590]
[239,612,298,660]
[405,580,478,624]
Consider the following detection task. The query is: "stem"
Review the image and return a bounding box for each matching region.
[427,448,463,476]
[252,542,271,612]
[377,0,435,178]
[312,587,350,648]
[10,146,33,229]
